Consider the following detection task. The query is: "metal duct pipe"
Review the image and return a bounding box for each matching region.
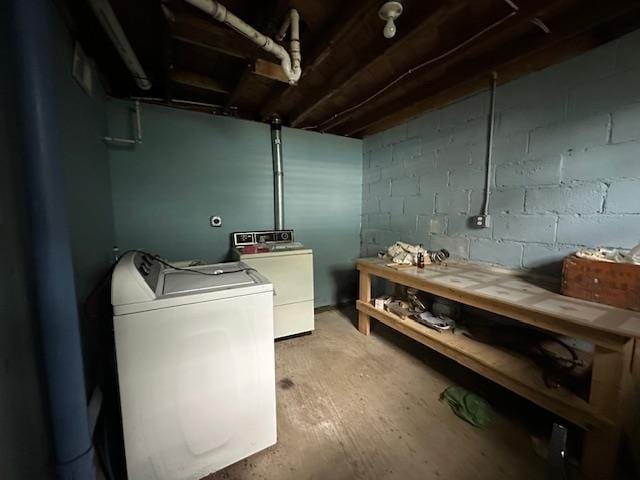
[88,0,152,90]
[9,0,94,478]
[183,0,302,84]
[271,115,284,230]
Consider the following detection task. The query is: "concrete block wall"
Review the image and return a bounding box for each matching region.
[361,29,640,274]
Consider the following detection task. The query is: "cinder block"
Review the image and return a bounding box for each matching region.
[562,142,640,181]
[447,146,486,190]
[392,138,421,164]
[616,30,640,71]
[497,99,565,137]
[522,244,577,273]
[436,189,470,215]
[525,183,605,214]
[430,235,470,259]
[420,172,449,196]
[528,114,609,157]
[369,213,390,229]
[362,134,382,153]
[450,118,486,146]
[448,214,492,239]
[404,150,437,177]
[363,167,381,184]
[369,146,393,168]
[557,215,640,248]
[612,104,640,144]
[363,197,380,214]
[391,176,419,196]
[380,196,404,215]
[440,92,488,130]
[407,109,441,138]
[493,215,557,243]
[469,239,523,267]
[369,179,390,197]
[380,164,405,181]
[490,188,525,214]
[491,133,528,166]
[379,123,408,147]
[566,68,640,119]
[606,180,640,214]
[496,156,562,187]
[390,214,417,236]
[405,195,434,217]
[427,215,447,235]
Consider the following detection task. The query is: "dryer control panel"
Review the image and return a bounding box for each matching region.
[232,230,294,247]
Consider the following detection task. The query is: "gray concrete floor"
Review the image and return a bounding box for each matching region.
[206,308,546,480]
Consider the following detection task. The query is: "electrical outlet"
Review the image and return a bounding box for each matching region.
[471,215,491,229]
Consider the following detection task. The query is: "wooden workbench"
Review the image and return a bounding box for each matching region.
[356,257,640,480]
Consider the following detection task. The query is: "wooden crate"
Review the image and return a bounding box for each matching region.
[561,255,640,311]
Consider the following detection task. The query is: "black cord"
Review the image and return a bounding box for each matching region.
[135,250,258,277]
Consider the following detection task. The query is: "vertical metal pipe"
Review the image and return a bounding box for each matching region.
[271,115,285,230]
[483,71,498,216]
[9,0,94,478]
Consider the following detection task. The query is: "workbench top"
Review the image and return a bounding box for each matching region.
[356,257,640,341]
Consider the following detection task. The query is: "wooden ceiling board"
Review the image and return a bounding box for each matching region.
[64,0,640,137]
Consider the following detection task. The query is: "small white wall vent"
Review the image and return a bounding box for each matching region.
[72,43,93,96]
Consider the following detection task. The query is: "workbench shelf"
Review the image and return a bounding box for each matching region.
[355,258,639,480]
[356,300,599,428]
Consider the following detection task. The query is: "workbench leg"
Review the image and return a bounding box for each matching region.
[581,342,632,480]
[358,270,372,336]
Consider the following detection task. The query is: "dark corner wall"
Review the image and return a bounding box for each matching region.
[107,101,362,307]
[1,1,115,478]
[361,29,640,276]
[50,1,116,390]
[0,3,52,478]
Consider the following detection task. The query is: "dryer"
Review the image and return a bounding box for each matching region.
[111,251,276,480]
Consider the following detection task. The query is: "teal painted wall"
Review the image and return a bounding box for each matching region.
[50,1,115,387]
[107,101,362,306]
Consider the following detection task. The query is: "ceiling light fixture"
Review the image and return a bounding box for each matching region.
[378,1,403,39]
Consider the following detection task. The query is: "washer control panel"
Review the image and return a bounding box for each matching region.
[232,230,294,247]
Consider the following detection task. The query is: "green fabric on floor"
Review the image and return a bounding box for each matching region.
[440,386,494,428]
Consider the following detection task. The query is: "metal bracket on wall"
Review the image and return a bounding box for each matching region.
[104,100,143,146]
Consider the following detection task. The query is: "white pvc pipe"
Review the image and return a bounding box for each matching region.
[88,0,152,90]
[184,0,301,84]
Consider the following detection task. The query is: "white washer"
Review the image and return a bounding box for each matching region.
[111,251,276,480]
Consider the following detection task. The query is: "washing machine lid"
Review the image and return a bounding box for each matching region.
[161,266,255,295]
[112,254,273,315]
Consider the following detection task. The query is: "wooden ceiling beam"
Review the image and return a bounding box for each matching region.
[318,0,573,133]
[287,1,461,128]
[170,69,231,94]
[258,0,382,121]
[338,2,640,137]
[226,0,287,109]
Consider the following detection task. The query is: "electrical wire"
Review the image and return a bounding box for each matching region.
[303,8,519,132]
[135,250,258,276]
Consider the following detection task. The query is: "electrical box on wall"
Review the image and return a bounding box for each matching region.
[471,215,491,229]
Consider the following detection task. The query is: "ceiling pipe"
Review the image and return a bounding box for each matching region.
[183,0,302,84]
[88,0,152,90]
